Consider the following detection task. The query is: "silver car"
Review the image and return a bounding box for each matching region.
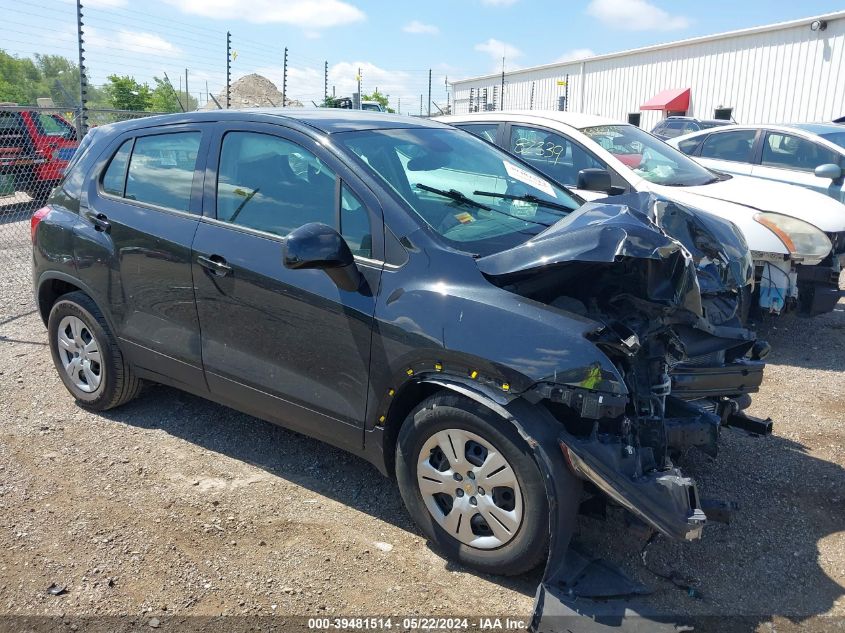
[668,123,845,204]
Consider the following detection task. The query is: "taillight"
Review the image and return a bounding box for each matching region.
[31,206,51,244]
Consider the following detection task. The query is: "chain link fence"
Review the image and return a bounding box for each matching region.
[1,106,160,318]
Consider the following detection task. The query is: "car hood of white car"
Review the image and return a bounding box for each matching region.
[647,174,845,233]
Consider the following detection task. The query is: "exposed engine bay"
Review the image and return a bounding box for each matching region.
[478,192,769,541]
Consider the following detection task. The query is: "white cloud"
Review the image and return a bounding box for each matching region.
[474,38,522,61]
[586,0,689,31]
[474,38,523,72]
[164,0,365,28]
[403,20,439,35]
[480,0,519,5]
[555,48,595,63]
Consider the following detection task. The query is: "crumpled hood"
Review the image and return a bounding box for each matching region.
[477,192,753,302]
[649,174,845,232]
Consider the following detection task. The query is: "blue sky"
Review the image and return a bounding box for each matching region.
[3,0,844,113]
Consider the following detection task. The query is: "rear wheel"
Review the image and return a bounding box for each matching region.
[396,393,549,575]
[48,291,142,411]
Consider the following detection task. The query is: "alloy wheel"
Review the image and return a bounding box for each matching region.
[56,315,103,393]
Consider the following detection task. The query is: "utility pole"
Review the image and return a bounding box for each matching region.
[500,55,505,111]
[357,67,362,109]
[397,97,400,115]
[226,31,231,109]
[445,75,449,114]
[282,47,288,107]
[427,69,432,117]
[163,72,184,112]
[75,0,88,135]
[324,61,328,104]
[185,68,189,111]
[530,81,535,110]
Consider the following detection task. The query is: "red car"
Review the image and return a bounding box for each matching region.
[0,109,79,201]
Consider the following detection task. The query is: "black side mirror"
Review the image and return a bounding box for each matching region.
[576,168,613,193]
[283,222,362,292]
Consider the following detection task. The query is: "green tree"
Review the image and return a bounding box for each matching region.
[104,74,152,111]
[0,50,40,103]
[149,77,197,112]
[320,96,344,108]
[362,89,395,113]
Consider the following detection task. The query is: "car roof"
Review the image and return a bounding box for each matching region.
[438,110,619,131]
[96,108,446,136]
[669,122,845,143]
[791,122,845,136]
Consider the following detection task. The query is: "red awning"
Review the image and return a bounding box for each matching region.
[640,88,690,111]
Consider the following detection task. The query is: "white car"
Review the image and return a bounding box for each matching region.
[666,123,845,204]
[437,111,845,316]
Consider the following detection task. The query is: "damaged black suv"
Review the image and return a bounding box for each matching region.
[33,111,767,597]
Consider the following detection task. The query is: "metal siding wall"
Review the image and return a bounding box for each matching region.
[452,16,845,122]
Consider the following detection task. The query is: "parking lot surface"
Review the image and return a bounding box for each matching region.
[1,215,844,627]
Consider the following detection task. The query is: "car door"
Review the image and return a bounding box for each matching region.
[751,131,845,202]
[694,129,757,176]
[191,122,383,450]
[75,124,209,391]
[503,123,628,197]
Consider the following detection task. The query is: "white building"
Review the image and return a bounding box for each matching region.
[451,11,845,129]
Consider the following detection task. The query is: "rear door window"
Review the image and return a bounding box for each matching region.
[700,130,757,162]
[124,132,201,211]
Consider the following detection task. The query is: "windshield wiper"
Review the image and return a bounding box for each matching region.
[473,190,574,213]
[414,183,491,210]
[415,184,552,227]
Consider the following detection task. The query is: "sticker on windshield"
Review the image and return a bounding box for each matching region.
[503,161,556,198]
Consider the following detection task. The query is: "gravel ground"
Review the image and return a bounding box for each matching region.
[1,214,843,630]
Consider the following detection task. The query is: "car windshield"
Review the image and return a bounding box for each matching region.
[819,131,845,152]
[336,127,581,256]
[581,124,719,187]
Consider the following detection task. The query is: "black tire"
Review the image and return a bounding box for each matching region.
[396,393,549,575]
[47,291,142,411]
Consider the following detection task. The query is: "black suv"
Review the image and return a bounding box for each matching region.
[33,110,766,610]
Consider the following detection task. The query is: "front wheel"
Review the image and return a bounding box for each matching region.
[396,393,549,575]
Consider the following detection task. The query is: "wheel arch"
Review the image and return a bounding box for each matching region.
[379,374,516,480]
[36,272,114,333]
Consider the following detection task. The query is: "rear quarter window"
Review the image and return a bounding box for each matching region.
[101,139,133,196]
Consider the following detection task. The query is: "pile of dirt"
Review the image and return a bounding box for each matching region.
[203,73,302,110]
